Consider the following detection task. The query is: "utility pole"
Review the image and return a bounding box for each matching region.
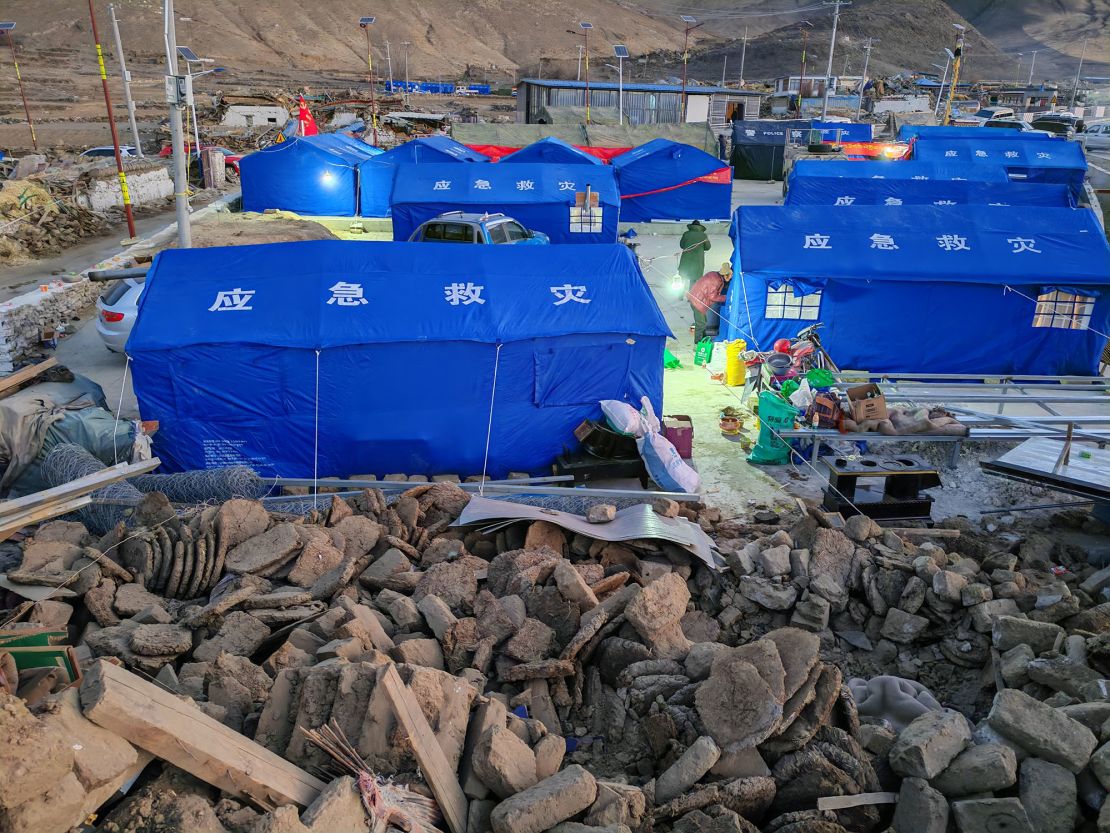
[384,39,393,92]
[739,27,748,86]
[942,24,965,126]
[0,23,37,150]
[87,0,136,239]
[359,17,378,146]
[797,23,812,116]
[855,37,876,119]
[720,54,727,86]
[1027,49,1039,86]
[820,0,849,120]
[108,6,143,156]
[568,23,591,124]
[1070,37,1088,108]
[680,16,705,121]
[163,0,190,247]
[401,40,411,103]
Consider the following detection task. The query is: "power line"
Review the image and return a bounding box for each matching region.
[638,2,831,21]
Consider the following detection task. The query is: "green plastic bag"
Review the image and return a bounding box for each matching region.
[693,338,714,366]
[664,348,682,369]
[748,391,798,465]
[806,368,836,389]
[780,379,800,400]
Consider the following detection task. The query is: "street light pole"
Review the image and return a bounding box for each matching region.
[568,23,592,124]
[820,0,849,120]
[385,39,393,92]
[360,17,378,146]
[855,36,876,119]
[739,26,748,86]
[612,45,628,125]
[87,0,136,239]
[401,40,410,103]
[1027,49,1039,86]
[163,0,190,247]
[108,5,143,156]
[933,56,952,117]
[680,16,705,121]
[1070,37,1088,108]
[0,24,38,150]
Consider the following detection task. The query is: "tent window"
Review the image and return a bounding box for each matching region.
[570,206,603,233]
[766,286,822,320]
[1032,290,1095,330]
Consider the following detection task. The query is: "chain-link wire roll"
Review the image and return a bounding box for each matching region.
[129,466,269,503]
[40,443,144,535]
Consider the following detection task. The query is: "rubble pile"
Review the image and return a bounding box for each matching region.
[2,480,1110,833]
[0,179,112,262]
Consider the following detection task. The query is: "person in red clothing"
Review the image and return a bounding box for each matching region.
[687,261,733,346]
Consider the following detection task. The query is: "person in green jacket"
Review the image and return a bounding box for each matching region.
[677,220,711,293]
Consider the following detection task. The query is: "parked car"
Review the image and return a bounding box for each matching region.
[1030,118,1078,140]
[1083,122,1110,151]
[95,277,143,353]
[1034,112,1086,132]
[407,212,550,245]
[158,143,243,174]
[80,145,138,159]
[983,119,1040,131]
[974,107,1016,121]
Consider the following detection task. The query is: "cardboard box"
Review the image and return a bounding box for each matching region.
[847,383,888,422]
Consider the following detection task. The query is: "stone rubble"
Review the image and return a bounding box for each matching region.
[1,483,1109,833]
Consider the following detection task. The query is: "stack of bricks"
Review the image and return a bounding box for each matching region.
[0,279,105,373]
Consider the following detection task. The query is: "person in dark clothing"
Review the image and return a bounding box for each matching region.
[677,221,711,293]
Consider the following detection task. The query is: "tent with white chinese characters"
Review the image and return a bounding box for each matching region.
[126,240,670,478]
[358,136,490,217]
[910,137,1088,198]
[389,162,620,244]
[898,125,1058,142]
[784,176,1073,207]
[499,137,602,166]
[611,138,732,223]
[722,205,1110,375]
[786,159,1013,184]
[239,133,383,215]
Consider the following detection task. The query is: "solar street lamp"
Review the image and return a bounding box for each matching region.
[566,23,593,124]
[359,16,379,145]
[613,44,628,125]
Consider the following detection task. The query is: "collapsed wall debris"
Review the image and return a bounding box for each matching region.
[0,476,1109,833]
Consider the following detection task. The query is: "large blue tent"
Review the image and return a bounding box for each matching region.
[784,177,1073,207]
[787,159,1012,182]
[722,205,1110,376]
[500,137,601,165]
[612,138,732,222]
[898,125,1058,142]
[358,136,489,217]
[127,241,671,478]
[239,133,383,215]
[390,162,620,244]
[911,137,1088,196]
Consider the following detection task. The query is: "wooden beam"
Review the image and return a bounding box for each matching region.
[0,458,160,519]
[377,664,468,833]
[885,527,960,539]
[0,495,92,542]
[0,358,59,398]
[80,659,325,810]
[817,792,898,811]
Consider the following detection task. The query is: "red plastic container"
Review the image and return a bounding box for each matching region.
[663,414,694,459]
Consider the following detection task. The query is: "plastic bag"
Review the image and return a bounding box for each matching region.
[747,391,798,465]
[599,397,700,493]
[663,348,682,369]
[806,368,836,390]
[693,338,714,366]
[706,344,728,380]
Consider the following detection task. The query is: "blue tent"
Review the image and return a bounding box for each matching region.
[612,139,732,222]
[500,137,601,165]
[239,133,383,215]
[787,159,1012,183]
[784,177,1073,207]
[911,137,1088,196]
[358,136,489,218]
[722,205,1110,376]
[127,240,671,478]
[390,162,620,244]
[898,125,1058,142]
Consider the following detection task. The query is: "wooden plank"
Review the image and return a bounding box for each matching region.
[377,663,468,833]
[79,659,325,810]
[0,496,92,542]
[0,458,160,519]
[817,792,898,811]
[884,527,961,539]
[0,358,58,398]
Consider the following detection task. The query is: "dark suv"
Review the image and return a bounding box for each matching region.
[408,212,550,244]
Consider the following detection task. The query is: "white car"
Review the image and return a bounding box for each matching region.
[1083,122,1110,151]
[80,145,139,159]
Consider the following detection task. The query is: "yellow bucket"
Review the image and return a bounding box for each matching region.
[725,339,747,386]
